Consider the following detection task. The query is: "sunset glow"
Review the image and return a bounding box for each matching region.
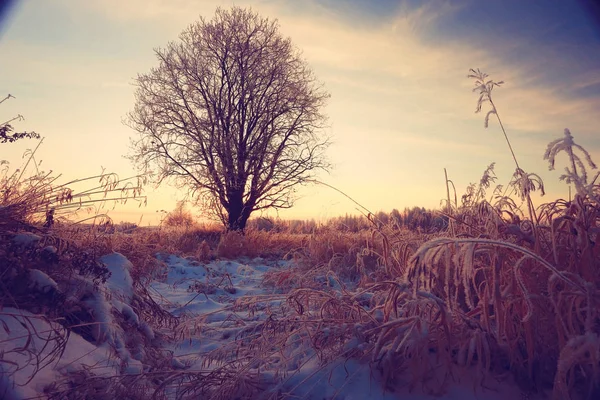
[1,0,599,225]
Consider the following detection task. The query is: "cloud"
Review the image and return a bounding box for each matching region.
[70,0,600,178]
[2,0,598,221]
[71,0,275,24]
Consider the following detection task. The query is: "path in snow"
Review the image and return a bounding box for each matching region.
[1,252,550,399]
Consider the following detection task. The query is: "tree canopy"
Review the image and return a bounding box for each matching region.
[127,7,330,231]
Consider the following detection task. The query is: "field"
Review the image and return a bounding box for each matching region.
[2,162,600,400]
[1,72,600,399]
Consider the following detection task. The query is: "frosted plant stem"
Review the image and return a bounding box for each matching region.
[490,99,520,170]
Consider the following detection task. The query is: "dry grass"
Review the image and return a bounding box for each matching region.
[169,161,598,399]
[0,142,184,398]
[3,70,600,400]
[152,70,600,400]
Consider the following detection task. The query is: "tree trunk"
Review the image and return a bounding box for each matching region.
[226,190,252,232]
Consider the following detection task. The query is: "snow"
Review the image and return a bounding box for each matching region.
[82,289,117,345]
[100,252,134,301]
[115,300,140,325]
[150,255,277,319]
[276,357,534,400]
[0,308,117,400]
[0,252,551,399]
[77,253,147,368]
[147,255,547,399]
[11,232,41,247]
[28,269,58,293]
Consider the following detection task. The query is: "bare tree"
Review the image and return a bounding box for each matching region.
[126,7,330,231]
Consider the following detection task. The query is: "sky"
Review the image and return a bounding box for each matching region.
[1,0,599,225]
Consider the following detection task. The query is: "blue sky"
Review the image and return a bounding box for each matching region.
[1,0,599,224]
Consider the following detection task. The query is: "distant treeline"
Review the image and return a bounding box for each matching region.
[246,207,448,234]
[73,206,448,235]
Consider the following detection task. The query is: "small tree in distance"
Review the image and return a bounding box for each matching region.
[163,201,195,229]
[127,7,330,231]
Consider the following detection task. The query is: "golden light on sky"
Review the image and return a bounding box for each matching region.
[1,0,599,225]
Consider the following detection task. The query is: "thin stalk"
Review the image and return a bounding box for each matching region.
[490,99,520,170]
[0,94,15,106]
[444,168,455,236]
[16,138,44,183]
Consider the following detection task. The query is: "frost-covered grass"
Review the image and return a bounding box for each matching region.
[0,308,118,399]
[3,249,549,399]
[1,201,598,400]
[0,239,549,399]
[2,179,599,399]
[2,70,599,399]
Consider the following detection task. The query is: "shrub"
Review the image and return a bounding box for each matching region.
[163,201,196,229]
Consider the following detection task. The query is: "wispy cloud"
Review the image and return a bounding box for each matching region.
[1,0,598,221]
[70,0,600,141]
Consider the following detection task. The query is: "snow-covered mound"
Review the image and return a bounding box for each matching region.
[100,252,135,301]
[0,308,117,400]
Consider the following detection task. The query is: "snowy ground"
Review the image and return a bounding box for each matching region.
[1,252,549,399]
